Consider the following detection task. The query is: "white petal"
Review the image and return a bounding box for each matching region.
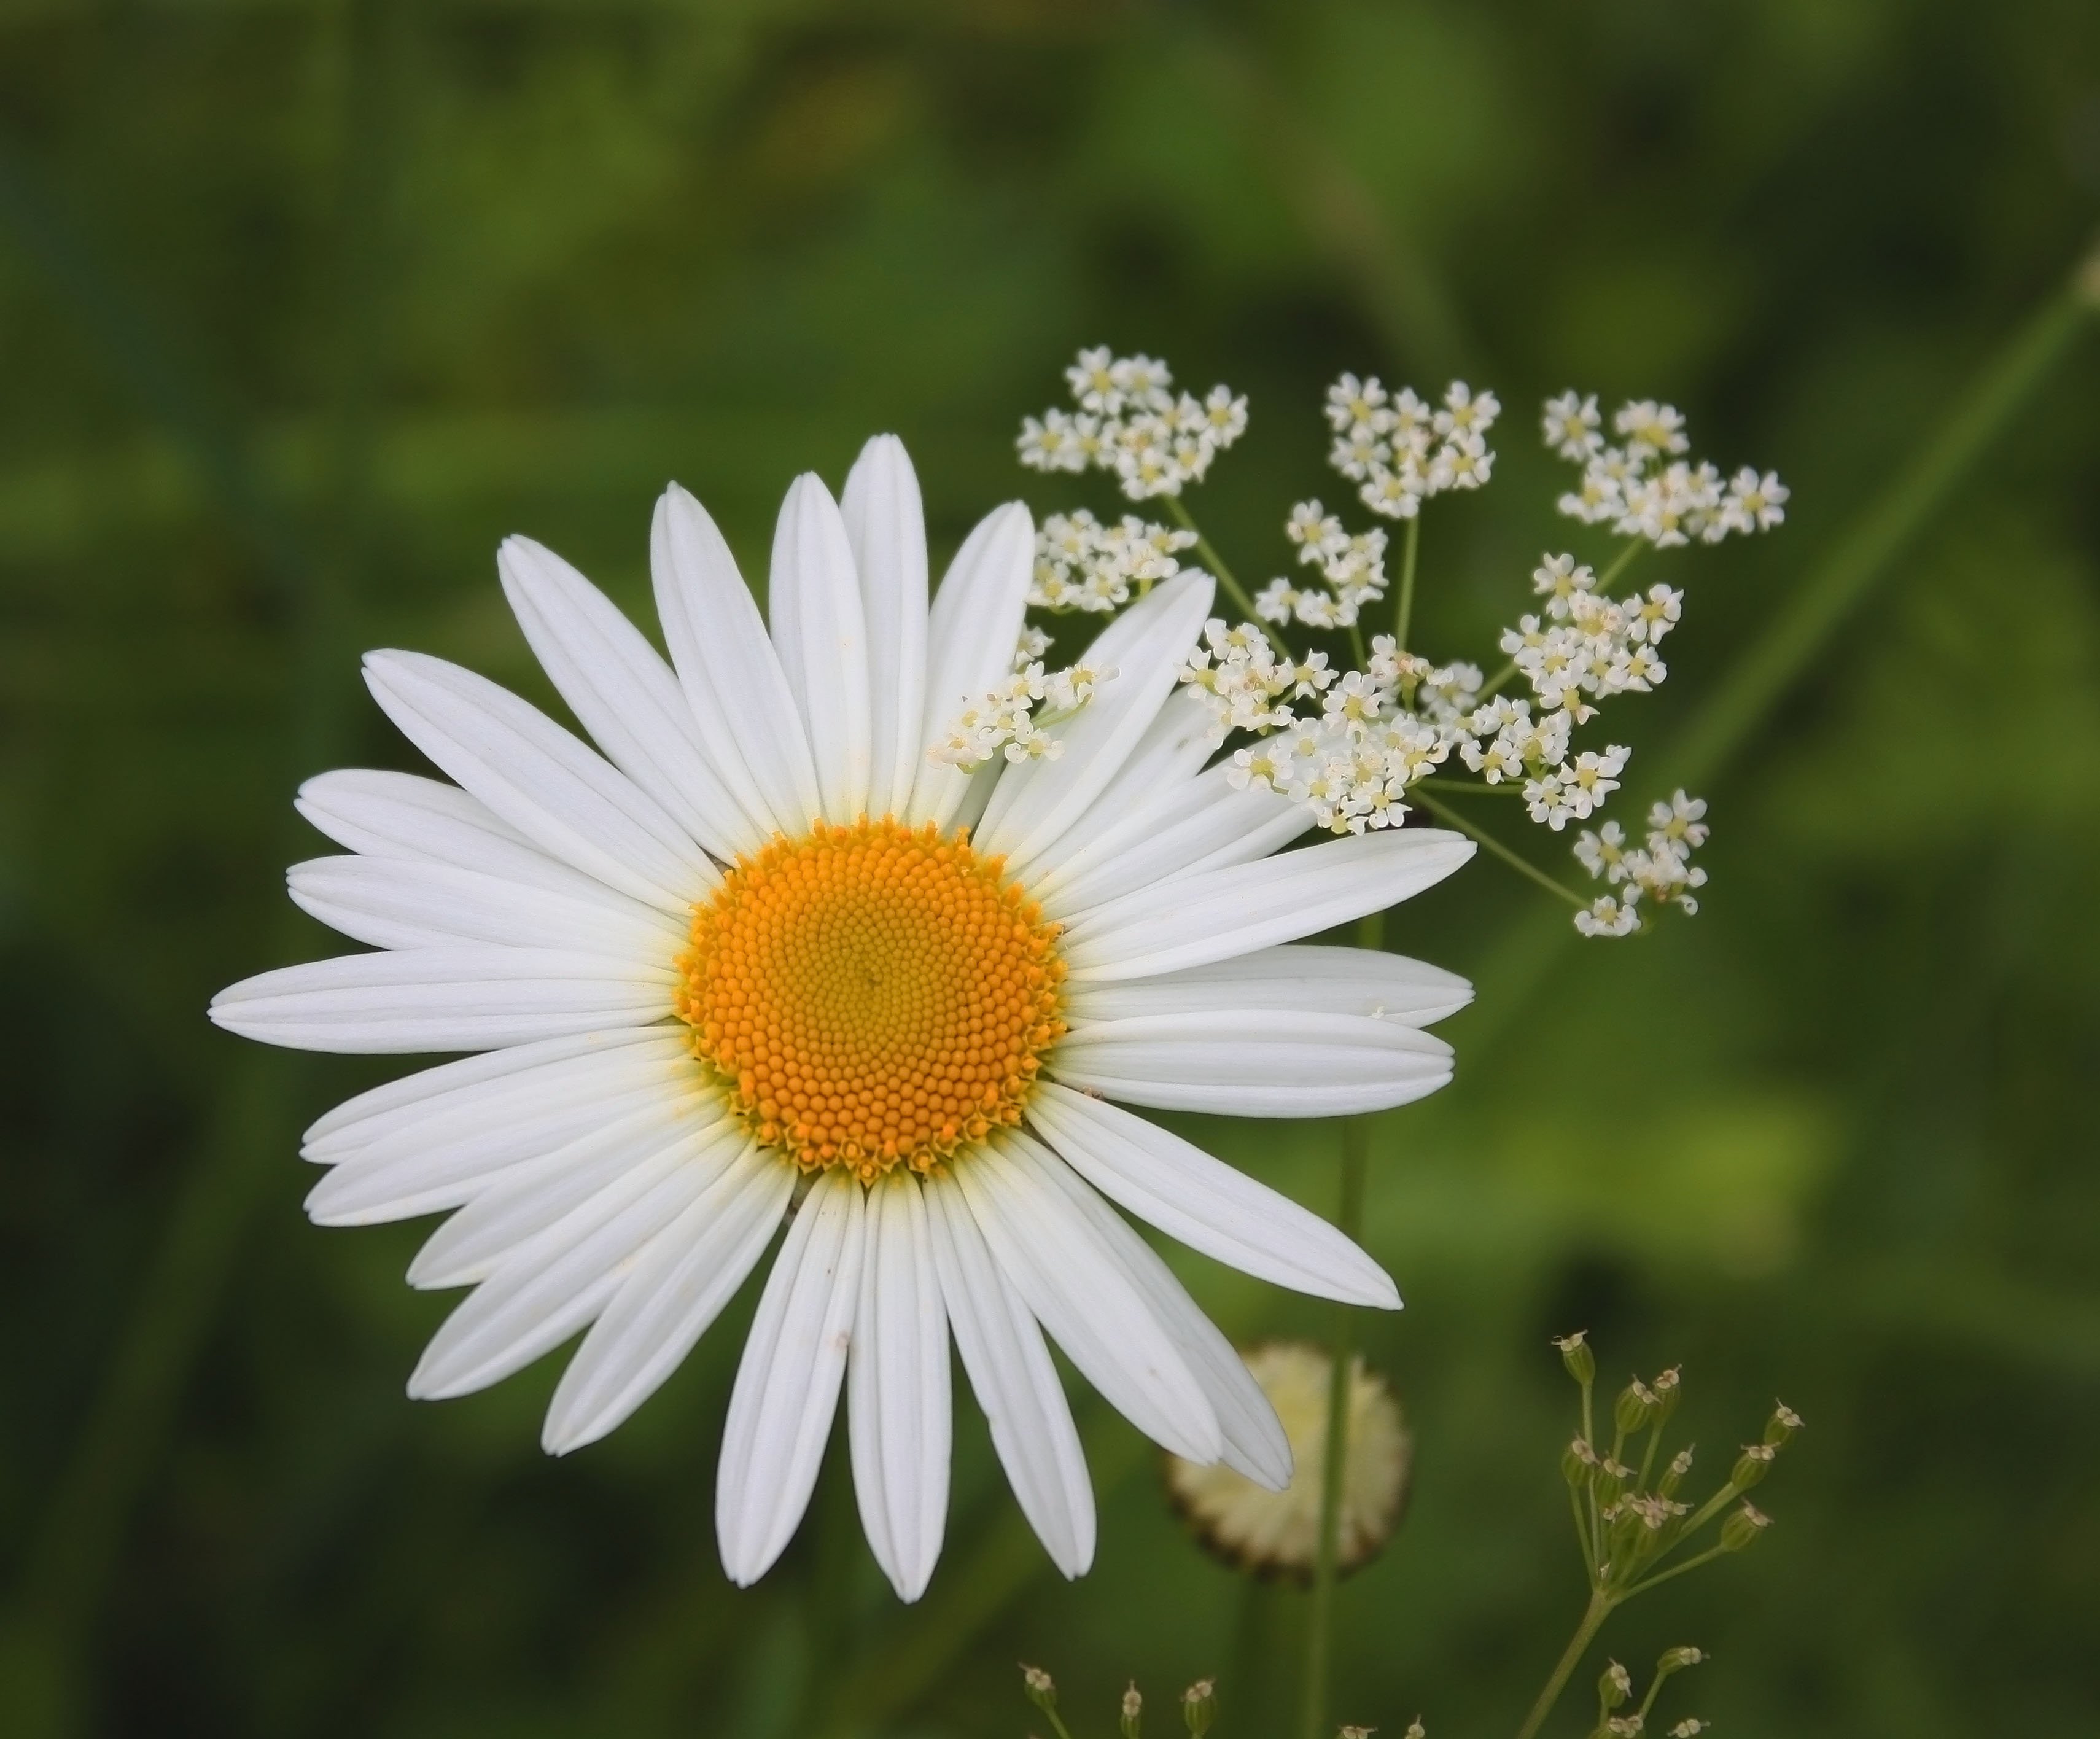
[1027,1083,1399,1308]
[1061,829,1475,982]
[543,1143,794,1453]
[211,946,674,1054]
[716,1171,866,1586]
[1038,766,1310,920]
[842,435,929,820]
[769,473,873,823]
[405,1101,741,1290]
[924,1173,1094,1578]
[303,1029,690,1160]
[1050,1008,1453,1118]
[848,1175,951,1602]
[1010,1134,1291,1489]
[405,1145,712,1400]
[363,650,715,914]
[905,502,1034,830]
[1021,692,1226,886]
[499,535,765,858]
[975,571,1216,873]
[287,855,684,958]
[1063,943,1472,1029]
[650,483,822,837]
[955,1136,1221,1463]
[296,770,610,900]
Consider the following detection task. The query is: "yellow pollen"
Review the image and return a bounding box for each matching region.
[674,818,1066,1181]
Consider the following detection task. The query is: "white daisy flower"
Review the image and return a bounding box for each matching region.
[209,435,1474,1603]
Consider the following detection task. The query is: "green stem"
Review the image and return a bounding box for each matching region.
[1299,910,1382,1739]
[1415,790,1586,909]
[1622,1543,1732,1599]
[1476,656,1520,699]
[1595,539,1644,591]
[1166,495,1287,653]
[1394,514,1421,648]
[1514,1588,1616,1739]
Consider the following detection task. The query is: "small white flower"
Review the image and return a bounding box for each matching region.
[1574,890,1642,937]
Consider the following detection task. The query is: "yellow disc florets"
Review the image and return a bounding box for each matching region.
[674,818,1065,1180]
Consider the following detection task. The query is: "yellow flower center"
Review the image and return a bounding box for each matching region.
[674,819,1065,1181]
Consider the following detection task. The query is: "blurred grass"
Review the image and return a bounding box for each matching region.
[2,1,2098,1735]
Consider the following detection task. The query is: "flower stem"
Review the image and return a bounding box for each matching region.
[1476,656,1519,699]
[1514,1587,1616,1739]
[1394,514,1421,648]
[1596,539,1644,591]
[1167,495,1285,652]
[1415,790,1586,909]
[1298,909,1382,1739]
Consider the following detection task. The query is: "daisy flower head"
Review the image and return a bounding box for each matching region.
[210,436,1476,1603]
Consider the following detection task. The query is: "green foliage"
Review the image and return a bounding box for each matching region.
[2,1,2097,1734]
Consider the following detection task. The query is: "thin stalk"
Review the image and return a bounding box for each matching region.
[1394,514,1421,648]
[1595,539,1644,591]
[1166,494,1282,650]
[1415,790,1586,909]
[1622,1543,1732,1598]
[1476,657,1519,699]
[1514,1587,1616,1739]
[1299,909,1382,1739]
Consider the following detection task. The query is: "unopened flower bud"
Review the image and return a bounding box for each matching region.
[1404,1721,1426,1738]
[1122,1681,1143,1737]
[1669,1721,1709,1736]
[1731,1441,1776,1491]
[1592,1457,1631,1506]
[1338,1728,1375,1739]
[1657,1445,1694,1499]
[1655,1646,1704,1676]
[1021,1664,1057,1712]
[1719,1501,1770,1552]
[1764,1402,1803,1447]
[1564,1437,1598,1488]
[1182,1679,1216,1735]
[1614,1380,1658,1435]
[1605,1718,1644,1737]
[1554,1331,1595,1387]
[1599,1660,1632,1708]
[1651,1366,1682,1424]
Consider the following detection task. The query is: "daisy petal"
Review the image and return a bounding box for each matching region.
[924,1173,1094,1578]
[906,502,1035,830]
[1024,690,1224,883]
[405,1145,712,1400]
[848,1175,951,1602]
[955,1136,1223,1464]
[1027,1083,1399,1308]
[1049,1009,1453,1118]
[1013,1134,1291,1489]
[976,570,1216,873]
[287,855,685,958]
[209,946,674,1054]
[363,650,715,914]
[543,1142,794,1454]
[717,1172,866,1587]
[405,1102,741,1290]
[1064,944,1472,1029]
[651,483,823,838]
[1040,766,1309,919]
[295,770,610,899]
[769,473,873,823]
[1061,829,1475,982]
[842,435,930,822]
[499,534,764,858]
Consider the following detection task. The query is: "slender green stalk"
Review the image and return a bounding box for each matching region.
[1595,539,1644,591]
[1476,656,1519,699]
[1415,790,1585,908]
[1622,1543,1732,1598]
[1299,910,1383,1739]
[1394,514,1421,648]
[1167,494,1282,648]
[1514,1589,1616,1739]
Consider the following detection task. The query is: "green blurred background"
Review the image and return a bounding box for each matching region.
[2,0,2098,1733]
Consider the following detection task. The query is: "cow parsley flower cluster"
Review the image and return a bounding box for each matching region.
[1004,349,1789,936]
[1546,391,1789,547]
[1016,347,1249,500]
[1030,508,1199,615]
[929,659,1115,769]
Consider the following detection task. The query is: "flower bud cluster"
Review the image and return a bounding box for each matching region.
[1018,348,1248,500]
[1545,391,1788,547]
[930,661,1115,770]
[1031,508,1199,614]
[1328,374,1499,521]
